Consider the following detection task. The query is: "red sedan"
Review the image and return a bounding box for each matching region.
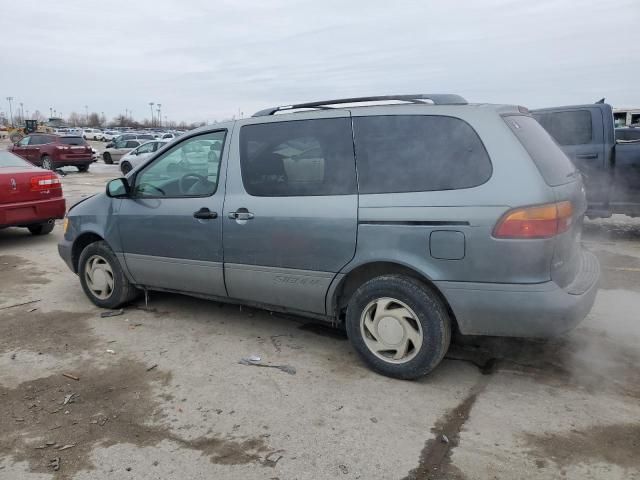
[0,150,66,235]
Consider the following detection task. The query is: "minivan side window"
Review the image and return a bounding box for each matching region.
[134,131,226,198]
[239,118,356,196]
[533,110,592,146]
[353,115,492,194]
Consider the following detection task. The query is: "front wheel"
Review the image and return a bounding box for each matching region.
[120,162,132,175]
[345,275,451,380]
[41,155,54,170]
[78,240,139,308]
[103,152,113,164]
[28,222,55,235]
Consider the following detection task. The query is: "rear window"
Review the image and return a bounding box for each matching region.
[353,115,492,194]
[533,110,592,145]
[0,151,29,167]
[138,134,155,140]
[504,115,577,186]
[59,136,87,145]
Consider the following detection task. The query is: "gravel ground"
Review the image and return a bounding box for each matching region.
[1,141,639,479]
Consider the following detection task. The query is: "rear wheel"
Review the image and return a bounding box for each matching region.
[345,275,451,379]
[78,240,139,308]
[28,222,55,236]
[103,152,113,164]
[120,162,132,175]
[41,155,53,170]
[77,165,89,173]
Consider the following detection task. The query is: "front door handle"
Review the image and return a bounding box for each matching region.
[576,153,597,159]
[228,209,255,220]
[193,207,218,219]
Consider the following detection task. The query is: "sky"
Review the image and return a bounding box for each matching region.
[1,0,639,124]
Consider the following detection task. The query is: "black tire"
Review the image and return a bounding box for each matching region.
[78,240,139,309]
[41,155,54,170]
[28,222,55,235]
[120,162,132,175]
[77,165,89,173]
[103,152,113,164]
[345,275,451,380]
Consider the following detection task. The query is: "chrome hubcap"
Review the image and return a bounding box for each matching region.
[360,297,423,363]
[84,255,114,300]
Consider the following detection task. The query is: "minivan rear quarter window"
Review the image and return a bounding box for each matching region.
[352,115,492,194]
[504,115,577,186]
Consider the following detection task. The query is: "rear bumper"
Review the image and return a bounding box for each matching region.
[436,250,600,338]
[56,155,94,165]
[0,197,66,228]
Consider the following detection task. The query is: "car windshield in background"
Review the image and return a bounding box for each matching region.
[504,115,577,186]
[60,137,87,145]
[0,151,29,167]
[138,134,155,140]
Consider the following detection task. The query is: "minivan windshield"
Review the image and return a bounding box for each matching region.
[504,115,578,186]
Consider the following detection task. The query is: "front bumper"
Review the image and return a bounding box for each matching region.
[436,250,600,338]
[58,239,74,272]
[0,197,66,228]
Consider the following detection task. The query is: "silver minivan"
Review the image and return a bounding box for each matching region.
[58,94,599,379]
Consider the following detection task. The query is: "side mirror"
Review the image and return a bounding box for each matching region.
[106,177,131,198]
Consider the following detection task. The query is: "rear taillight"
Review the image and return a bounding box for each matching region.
[55,145,70,151]
[30,174,62,191]
[493,201,573,239]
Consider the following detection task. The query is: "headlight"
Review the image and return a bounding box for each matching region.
[63,217,69,234]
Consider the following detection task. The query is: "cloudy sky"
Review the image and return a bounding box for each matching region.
[1,0,638,124]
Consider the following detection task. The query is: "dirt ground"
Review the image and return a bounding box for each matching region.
[1,140,640,479]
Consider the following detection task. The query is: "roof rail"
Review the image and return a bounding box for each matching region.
[252,94,468,117]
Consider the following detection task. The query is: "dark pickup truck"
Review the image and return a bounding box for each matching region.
[532,103,640,218]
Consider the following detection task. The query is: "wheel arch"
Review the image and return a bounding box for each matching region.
[71,231,104,273]
[329,261,459,333]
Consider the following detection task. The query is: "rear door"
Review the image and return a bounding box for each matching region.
[532,107,608,211]
[222,111,358,314]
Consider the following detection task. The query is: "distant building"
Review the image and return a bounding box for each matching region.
[613,108,640,127]
[46,117,67,128]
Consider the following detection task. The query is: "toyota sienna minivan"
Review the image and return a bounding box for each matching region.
[58,94,599,379]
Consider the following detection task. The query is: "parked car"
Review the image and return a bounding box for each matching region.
[10,134,94,172]
[102,139,145,164]
[104,133,155,149]
[59,94,599,379]
[102,130,119,142]
[532,102,640,218]
[119,140,169,174]
[0,150,65,235]
[615,127,640,142]
[160,133,177,141]
[83,128,104,141]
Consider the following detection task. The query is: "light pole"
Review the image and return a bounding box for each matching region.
[148,102,155,127]
[157,103,162,127]
[19,102,24,122]
[6,97,14,125]
[49,107,53,119]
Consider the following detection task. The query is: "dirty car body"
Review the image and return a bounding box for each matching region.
[59,94,599,379]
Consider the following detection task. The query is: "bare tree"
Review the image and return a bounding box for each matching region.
[88,112,101,127]
[68,111,82,126]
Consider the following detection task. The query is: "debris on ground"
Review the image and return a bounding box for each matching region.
[27,307,38,312]
[49,457,60,471]
[339,464,349,474]
[0,299,41,311]
[146,364,158,372]
[441,434,449,444]
[58,444,75,451]
[106,349,116,355]
[62,373,80,381]
[239,357,296,375]
[63,393,77,405]
[100,309,124,318]
[370,417,378,423]
[10,353,16,360]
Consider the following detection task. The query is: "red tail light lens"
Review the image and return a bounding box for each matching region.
[30,174,62,191]
[493,201,573,239]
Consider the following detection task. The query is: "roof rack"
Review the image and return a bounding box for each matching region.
[252,94,468,117]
